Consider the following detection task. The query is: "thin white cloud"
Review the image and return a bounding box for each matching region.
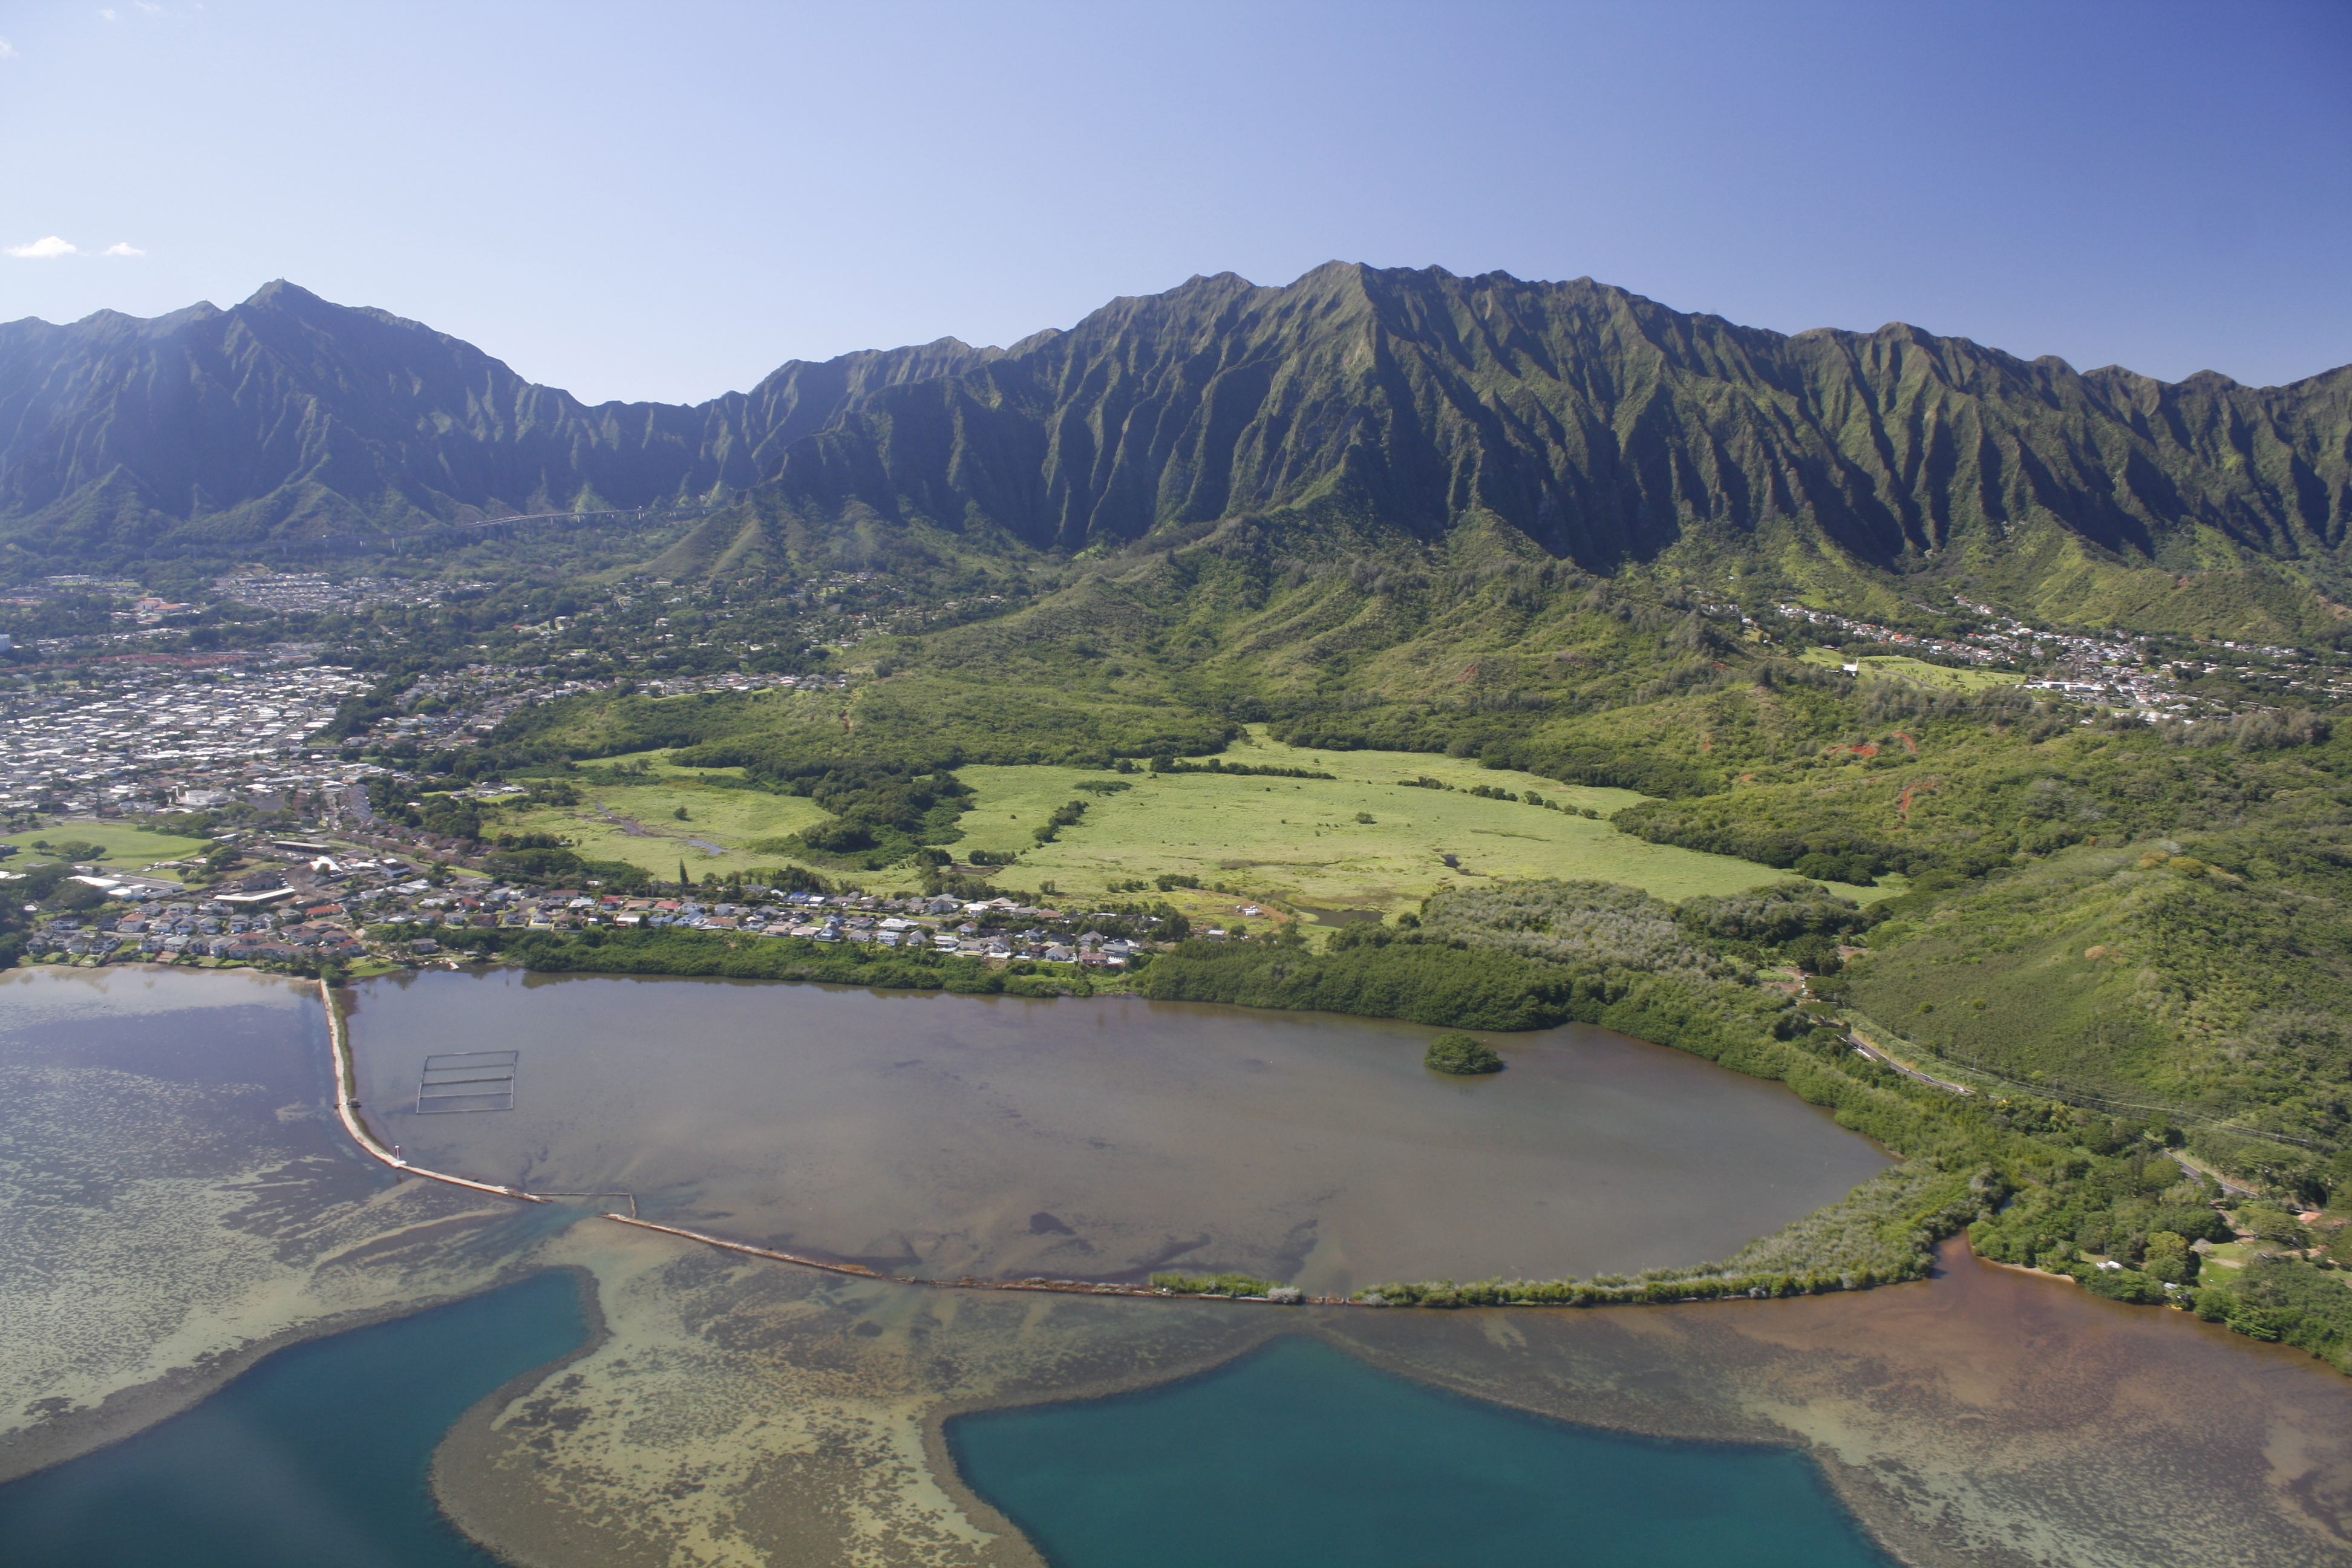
[99,8,117,21]
[0,35,16,56]
[7,236,78,259]
[101,242,145,257]
[136,1,162,11]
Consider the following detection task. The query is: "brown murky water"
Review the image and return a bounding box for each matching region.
[345,968,1891,1293]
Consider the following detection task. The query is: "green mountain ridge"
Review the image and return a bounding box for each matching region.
[0,279,999,554]
[5,264,2350,636]
[675,263,2352,636]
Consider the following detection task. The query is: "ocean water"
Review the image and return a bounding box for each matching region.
[0,1270,587,1568]
[950,1334,1895,1568]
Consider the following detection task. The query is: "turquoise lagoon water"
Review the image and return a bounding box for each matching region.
[0,1270,587,1568]
[950,1336,1895,1568]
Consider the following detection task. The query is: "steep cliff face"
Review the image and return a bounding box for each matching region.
[0,280,995,550]
[5,267,2348,604]
[730,262,2352,582]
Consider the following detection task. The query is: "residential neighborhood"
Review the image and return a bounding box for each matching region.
[1767,596,2352,719]
[0,655,374,818]
[17,838,1168,977]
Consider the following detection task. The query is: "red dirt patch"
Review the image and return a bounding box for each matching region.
[1896,776,1939,819]
[1891,730,1919,755]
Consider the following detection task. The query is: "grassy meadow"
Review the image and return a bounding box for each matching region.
[489,731,1863,915]
[1797,647,2026,692]
[0,820,214,878]
[955,730,1881,919]
[495,762,831,880]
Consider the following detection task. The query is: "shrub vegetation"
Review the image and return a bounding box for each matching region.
[1424,1031,1503,1074]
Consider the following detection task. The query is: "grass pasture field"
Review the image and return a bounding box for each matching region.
[0,820,214,878]
[494,768,831,881]
[1798,647,2026,693]
[494,734,1886,915]
[954,730,1881,920]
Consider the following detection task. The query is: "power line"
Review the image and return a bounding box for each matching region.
[1840,1008,2337,1154]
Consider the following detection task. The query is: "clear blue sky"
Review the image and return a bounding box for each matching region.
[3,0,2346,403]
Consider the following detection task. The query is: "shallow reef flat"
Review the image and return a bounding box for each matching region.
[434,1221,1278,1568]
[431,1226,2352,1568]
[1326,1244,2352,1568]
[0,966,557,1481]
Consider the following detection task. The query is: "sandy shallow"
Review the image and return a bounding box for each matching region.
[0,967,555,1479]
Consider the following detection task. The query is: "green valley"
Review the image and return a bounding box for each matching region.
[8,263,2352,1377]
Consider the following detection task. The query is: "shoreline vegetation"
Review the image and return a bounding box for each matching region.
[330,876,2352,1371]
[387,923,1101,998]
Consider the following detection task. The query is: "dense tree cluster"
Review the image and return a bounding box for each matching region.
[1410,881,1743,988]
[655,746,974,863]
[1423,1031,1502,1074]
[408,924,1088,997]
[1148,1271,1285,1298]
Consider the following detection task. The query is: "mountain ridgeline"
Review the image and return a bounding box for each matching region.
[0,280,1000,554]
[4,264,2349,626]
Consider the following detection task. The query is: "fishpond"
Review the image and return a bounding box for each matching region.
[346,967,1892,1293]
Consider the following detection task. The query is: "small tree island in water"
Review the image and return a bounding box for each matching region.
[1425,1032,1503,1075]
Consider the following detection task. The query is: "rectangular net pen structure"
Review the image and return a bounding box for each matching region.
[417,1050,518,1114]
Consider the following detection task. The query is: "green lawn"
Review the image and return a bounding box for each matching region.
[1798,647,2025,692]
[1,820,214,879]
[954,728,1879,918]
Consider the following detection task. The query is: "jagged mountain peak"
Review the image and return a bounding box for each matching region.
[714,263,2352,583]
[0,266,2346,623]
[0,287,1001,546]
[240,277,328,308]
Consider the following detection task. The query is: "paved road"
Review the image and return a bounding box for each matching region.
[1846,1033,1976,1095]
